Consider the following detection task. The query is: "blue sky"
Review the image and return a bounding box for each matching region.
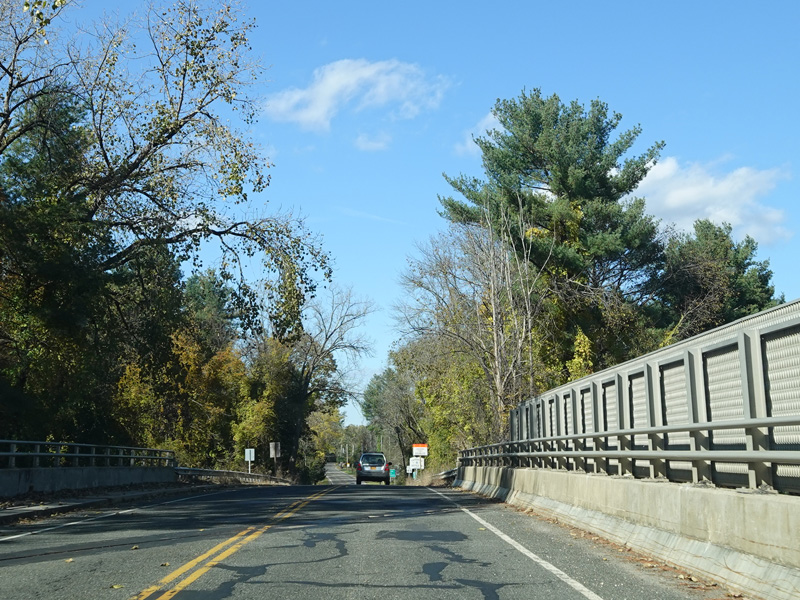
[78,1,800,424]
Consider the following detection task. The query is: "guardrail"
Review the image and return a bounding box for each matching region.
[0,440,176,469]
[175,467,290,485]
[433,468,458,482]
[460,415,800,491]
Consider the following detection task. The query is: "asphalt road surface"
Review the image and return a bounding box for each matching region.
[0,476,726,600]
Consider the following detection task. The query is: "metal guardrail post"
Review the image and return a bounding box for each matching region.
[574,434,585,472]
[595,434,608,475]
[617,431,632,476]
[648,430,667,479]
[8,443,15,468]
[33,444,40,468]
[746,424,773,489]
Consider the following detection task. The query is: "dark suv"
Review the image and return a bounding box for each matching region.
[356,452,392,485]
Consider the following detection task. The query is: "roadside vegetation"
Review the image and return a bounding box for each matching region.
[363,90,781,474]
[0,0,372,483]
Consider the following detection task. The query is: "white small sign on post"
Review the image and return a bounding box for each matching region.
[245,448,255,473]
[412,444,428,457]
[270,442,281,458]
[409,456,425,470]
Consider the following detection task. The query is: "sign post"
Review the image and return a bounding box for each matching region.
[270,442,281,478]
[244,448,255,474]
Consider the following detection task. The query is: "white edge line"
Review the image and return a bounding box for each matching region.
[428,487,606,600]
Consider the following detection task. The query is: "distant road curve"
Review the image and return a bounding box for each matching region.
[324,462,356,485]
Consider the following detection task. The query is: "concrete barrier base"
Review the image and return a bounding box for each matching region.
[0,467,177,497]
[456,465,800,600]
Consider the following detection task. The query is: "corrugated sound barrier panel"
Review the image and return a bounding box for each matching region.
[704,345,747,476]
[763,325,800,481]
[661,360,692,472]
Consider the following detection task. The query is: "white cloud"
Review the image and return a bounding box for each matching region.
[455,112,501,157]
[354,132,391,151]
[634,156,791,242]
[264,59,449,132]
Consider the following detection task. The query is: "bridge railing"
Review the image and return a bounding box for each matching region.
[460,415,800,490]
[175,467,290,485]
[0,440,176,469]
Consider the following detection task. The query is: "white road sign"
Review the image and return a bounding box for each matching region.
[412,444,428,456]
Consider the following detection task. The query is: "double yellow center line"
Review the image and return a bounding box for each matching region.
[132,487,339,600]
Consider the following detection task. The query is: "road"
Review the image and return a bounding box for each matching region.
[0,466,724,600]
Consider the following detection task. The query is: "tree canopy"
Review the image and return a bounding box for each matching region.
[440,89,665,282]
[376,89,781,467]
[0,0,372,484]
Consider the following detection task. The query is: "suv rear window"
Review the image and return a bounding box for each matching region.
[361,454,385,466]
